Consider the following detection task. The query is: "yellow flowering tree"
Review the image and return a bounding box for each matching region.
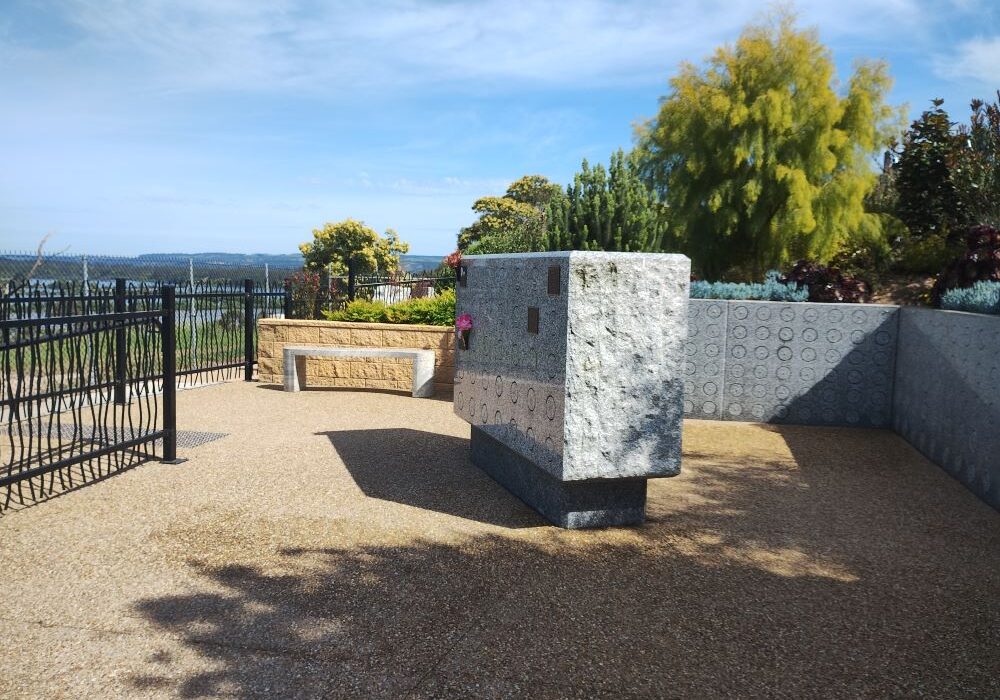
[457,175,564,253]
[300,219,409,276]
[636,11,903,279]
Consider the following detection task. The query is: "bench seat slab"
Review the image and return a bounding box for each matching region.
[282,346,435,398]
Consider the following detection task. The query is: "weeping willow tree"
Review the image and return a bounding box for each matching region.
[635,10,902,279]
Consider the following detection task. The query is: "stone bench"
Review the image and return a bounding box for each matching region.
[282,346,436,398]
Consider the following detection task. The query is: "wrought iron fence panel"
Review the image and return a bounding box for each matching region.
[0,304,166,510]
[0,278,285,510]
[152,281,247,387]
[3,280,285,387]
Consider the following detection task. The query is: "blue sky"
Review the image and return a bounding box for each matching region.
[1,1,997,257]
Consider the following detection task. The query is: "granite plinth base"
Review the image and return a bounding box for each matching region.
[470,427,647,529]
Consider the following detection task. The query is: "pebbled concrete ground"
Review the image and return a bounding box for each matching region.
[1,381,998,699]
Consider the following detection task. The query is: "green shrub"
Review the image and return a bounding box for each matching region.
[940,281,1000,315]
[324,289,456,326]
[325,298,386,323]
[690,271,808,302]
[428,260,458,295]
[894,232,956,275]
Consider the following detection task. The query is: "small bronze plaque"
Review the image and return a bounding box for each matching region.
[527,307,539,334]
[458,265,468,287]
[547,265,561,295]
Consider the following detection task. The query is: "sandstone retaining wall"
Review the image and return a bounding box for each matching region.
[258,319,455,394]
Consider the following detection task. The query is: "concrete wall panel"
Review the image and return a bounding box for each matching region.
[893,308,1000,510]
[684,300,898,427]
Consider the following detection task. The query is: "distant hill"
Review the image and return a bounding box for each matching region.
[136,252,303,268]
[396,255,446,273]
[137,252,445,273]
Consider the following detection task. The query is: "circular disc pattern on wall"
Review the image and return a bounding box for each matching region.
[687,300,897,426]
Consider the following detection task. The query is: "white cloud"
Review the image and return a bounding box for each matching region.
[3,0,950,97]
[935,36,1000,84]
[1,0,988,256]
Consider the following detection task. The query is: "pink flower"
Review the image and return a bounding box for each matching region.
[455,313,473,331]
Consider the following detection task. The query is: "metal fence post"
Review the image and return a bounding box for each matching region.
[347,260,356,301]
[188,258,197,369]
[161,284,183,464]
[244,278,254,382]
[283,288,293,319]
[114,278,127,405]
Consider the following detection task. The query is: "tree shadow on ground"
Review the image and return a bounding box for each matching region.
[318,428,545,528]
[131,423,1000,698]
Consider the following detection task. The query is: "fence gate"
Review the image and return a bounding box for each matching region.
[0,286,179,511]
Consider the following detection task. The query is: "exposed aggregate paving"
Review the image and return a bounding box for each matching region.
[1,381,998,699]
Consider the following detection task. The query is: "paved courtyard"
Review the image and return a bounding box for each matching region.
[1,381,998,698]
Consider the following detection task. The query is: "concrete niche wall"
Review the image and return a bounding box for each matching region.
[684,300,899,427]
[683,299,1000,513]
[454,251,690,528]
[893,308,1000,510]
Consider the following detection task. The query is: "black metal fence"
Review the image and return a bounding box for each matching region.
[4,279,285,388]
[348,273,453,306]
[1,279,283,510]
[0,287,177,510]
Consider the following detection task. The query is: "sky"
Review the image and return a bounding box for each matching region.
[1,1,998,257]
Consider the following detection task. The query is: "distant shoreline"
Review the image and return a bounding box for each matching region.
[0,251,448,272]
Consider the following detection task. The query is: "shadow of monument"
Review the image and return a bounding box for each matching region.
[771,332,895,429]
[318,427,546,528]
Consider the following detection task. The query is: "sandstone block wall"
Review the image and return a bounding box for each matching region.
[257,319,455,394]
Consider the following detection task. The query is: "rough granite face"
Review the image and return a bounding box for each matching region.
[454,251,691,483]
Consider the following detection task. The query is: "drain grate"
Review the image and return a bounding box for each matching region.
[24,425,229,451]
[174,430,227,448]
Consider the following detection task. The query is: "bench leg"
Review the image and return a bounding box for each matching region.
[283,351,297,391]
[295,355,308,391]
[283,352,308,392]
[411,355,434,398]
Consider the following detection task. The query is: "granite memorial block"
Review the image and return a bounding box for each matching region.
[454,252,691,528]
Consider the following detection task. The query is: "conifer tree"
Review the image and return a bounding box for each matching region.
[545,149,668,252]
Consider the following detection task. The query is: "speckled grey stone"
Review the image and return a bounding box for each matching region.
[470,427,647,528]
[455,252,690,483]
[454,254,571,479]
[454,251,690,528]
[893,307,1000,510]
[684,300,899,427]
[562,252,690,480]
